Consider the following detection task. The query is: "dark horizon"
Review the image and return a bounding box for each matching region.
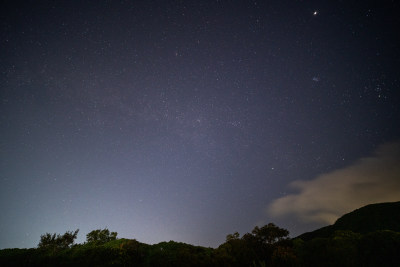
[1,0,400,249]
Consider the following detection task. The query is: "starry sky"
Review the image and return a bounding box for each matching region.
[1,0,400,249]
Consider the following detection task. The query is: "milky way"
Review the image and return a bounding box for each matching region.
[1,1,399,248]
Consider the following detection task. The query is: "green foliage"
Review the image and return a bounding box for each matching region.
[326,231,361,266]
[271,246,298,267]
[0,248,39,267]
[334,202,400,233]
[358,230,400,267]
[296,230,400,267]
[218,223,291,266]
[146,241,214,267]
[2,203,400,267]
[2,229,400,267]
[86,228,117,245]
[298,201,400,241]
[251,223,289,245]
[217,237,259,266]
[225,231,240,242]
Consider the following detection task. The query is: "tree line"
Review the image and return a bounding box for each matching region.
[1,223,400,266]
[37,228,118,251]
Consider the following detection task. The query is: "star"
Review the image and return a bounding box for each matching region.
[1,0,399,251]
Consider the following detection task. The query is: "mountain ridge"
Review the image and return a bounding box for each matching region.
[297,201,400,241]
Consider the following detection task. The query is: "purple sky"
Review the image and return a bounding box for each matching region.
[1,0,399,249]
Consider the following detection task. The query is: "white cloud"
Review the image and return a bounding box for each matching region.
[268,142,400,224]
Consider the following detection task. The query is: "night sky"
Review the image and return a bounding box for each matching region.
[1,0,400,249]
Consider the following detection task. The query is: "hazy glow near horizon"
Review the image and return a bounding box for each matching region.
[1,1,399,249]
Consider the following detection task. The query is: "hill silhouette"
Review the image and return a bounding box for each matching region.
[297,201,400,241]
[1,201,400,266]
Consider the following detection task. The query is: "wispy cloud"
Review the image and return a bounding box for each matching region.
[268,142,400,224]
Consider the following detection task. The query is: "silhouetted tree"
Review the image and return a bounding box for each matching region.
[226,231,240,242]
[38,229,79,251]
[251,223,289,244]
[219,223,291,266]
[86,228,117,244]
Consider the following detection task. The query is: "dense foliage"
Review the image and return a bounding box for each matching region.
[298,201,400,241]
[2,229,399,266]
[1,202,400,266]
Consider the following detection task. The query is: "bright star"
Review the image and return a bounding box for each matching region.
[313,11,318,16]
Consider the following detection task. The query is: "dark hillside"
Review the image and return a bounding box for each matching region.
[298,201,400,241]
[1,202,400,266]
